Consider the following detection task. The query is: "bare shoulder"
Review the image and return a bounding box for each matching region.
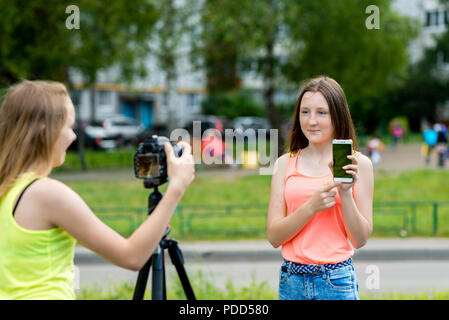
[31,177,73,193]
[355,152,373,172]
[276,153,291,166]
[273,153,290,177]
[30,178,81,205]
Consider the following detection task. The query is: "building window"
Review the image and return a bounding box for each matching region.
[162,93,168,106]
[99,90,112,106]
[187,93,197,107]
[425,10,440,27]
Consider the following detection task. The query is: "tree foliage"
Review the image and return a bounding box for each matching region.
[0,0,159,87]
[196,0,418,137]
[202,90,265,119]
[284,0,417,97]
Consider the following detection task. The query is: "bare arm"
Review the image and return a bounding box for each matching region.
[36,142,194,271]
[337,154,374,249]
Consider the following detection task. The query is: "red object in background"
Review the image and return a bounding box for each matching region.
[201,136,225,157]
[214,118,223,133]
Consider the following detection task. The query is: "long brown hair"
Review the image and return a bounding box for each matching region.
[287,76,358,155]
[0,80,69,197]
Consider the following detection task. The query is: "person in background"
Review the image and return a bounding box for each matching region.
[435,123,448,168]
[423,124,438,166]
[367,135,383,165]
[390,120,405,150]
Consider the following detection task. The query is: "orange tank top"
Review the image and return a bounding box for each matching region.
[281,150,354,264]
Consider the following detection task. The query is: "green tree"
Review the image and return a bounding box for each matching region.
[193,0,254,92]
[195,0,417,149]
[194,0,293,154]
[282,0,418,134]
[0,0,159,170]
[377,0,449,132]
[0,0,158,86]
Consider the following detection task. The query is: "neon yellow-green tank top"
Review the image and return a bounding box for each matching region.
[0,172,77,300]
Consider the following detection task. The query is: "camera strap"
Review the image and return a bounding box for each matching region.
[13,178,40,217]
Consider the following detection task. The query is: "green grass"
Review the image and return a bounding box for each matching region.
[361,290,449,300]
[76,271,449,300]
[358,132,423,148]
[372,169,449,237]
[374,169,449,202]
[64,174,271,240]
[76,270,277,300]
[54,149,136,172]
[62,168,449,239]
[66,168,449,209]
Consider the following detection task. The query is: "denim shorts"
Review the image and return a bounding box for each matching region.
[278,259,360,300]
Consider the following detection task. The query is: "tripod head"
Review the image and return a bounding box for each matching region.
[147,186,162,214]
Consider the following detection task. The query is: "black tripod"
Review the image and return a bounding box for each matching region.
[132,186,196,300]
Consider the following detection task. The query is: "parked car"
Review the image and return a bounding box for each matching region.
[133,122,169,145]
[101,115,146,143]
[233,116,271,139]
[68,123,117,151]
[135,116,228,149]
[68,115,146,150]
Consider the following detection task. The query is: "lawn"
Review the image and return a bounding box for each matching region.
[59,168,449,240]
[76,270,449,300]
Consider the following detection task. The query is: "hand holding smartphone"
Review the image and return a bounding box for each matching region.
[332,139,353,183]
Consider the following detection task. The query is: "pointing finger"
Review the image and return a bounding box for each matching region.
[322,181,340,192]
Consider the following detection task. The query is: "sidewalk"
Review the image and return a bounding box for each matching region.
[74,237,449,265]
[53,144,449,182]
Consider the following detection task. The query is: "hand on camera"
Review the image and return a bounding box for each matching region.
[165,141,195,192]
[305,181,341,215]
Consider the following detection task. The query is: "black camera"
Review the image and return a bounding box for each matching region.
[134,135,183,189]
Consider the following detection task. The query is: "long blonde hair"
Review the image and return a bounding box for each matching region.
[0,80,69,197]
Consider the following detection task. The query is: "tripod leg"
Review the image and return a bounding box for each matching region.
[167,240,196,300]
[151,245,166,300]
[133,256,152,300]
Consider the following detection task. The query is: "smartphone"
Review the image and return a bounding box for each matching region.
[332,139,353,183]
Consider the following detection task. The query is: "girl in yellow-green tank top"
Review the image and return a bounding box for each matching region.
[0,80,194,300]
[0,173,76,299]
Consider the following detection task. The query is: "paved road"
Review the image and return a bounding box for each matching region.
[74,238,449,298]
[373,143,447,172]
[75,260,449,298]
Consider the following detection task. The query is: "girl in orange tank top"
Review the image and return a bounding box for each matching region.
[267,76,374,300]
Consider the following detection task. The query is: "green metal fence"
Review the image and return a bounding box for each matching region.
[373,201,449,236]
[175,205,268,237]
[94,201,449,238]
[93,206,145,237]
